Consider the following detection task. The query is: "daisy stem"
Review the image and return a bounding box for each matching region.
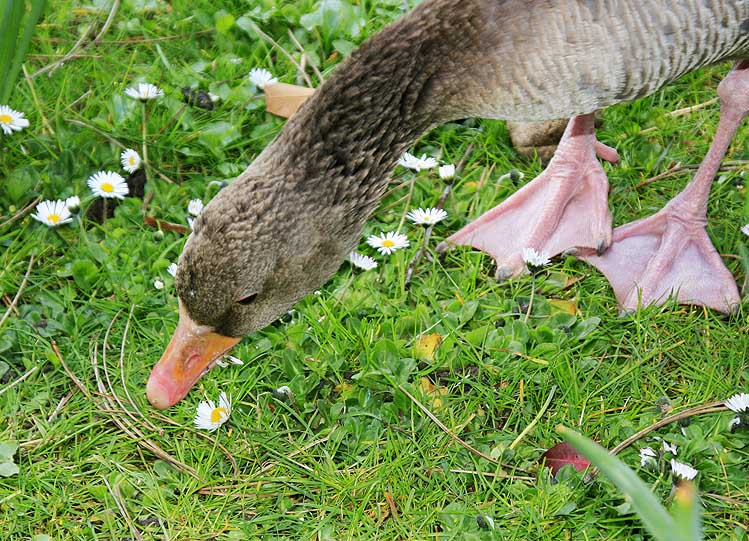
[141,100,149,180]
[102,198,108,224]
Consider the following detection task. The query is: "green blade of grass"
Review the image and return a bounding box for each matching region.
[0,0,24,99]
[558,425,678,541]
[2,0,47,104]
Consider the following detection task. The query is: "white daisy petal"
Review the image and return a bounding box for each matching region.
[639,447,657,468]
[0,105,30,135]
[31,199,73,227]
[406,207,448,226]
[725,393,749,413]
[166,263,178,277]
[662,441,678,456]
[154,279,164,290]
[741,224,749,236]
[729,416,742,431]
[521,247,551,267]
[349,252,377,271]
[670,459,698,481]
[193,393,231,432]
[124,82,164,101]
[397,152,439,172]
[187,199,204,216]
[249,68,277,90]
[366,231,409,255]
[87,171,129,199]
[120,148,142,173]
[64,195,80,211]
[438,164,455,179]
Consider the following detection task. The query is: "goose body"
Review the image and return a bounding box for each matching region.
[147,0,749,409]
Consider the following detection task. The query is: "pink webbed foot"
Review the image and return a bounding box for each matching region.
[582,62,749,314]
[437,114,616,280]
[581,207,740,313]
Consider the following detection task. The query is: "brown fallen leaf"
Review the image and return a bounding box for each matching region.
[264,82,316,118]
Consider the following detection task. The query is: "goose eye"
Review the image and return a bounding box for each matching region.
[237,292,258,305]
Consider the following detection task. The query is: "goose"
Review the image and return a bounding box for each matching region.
[146,0,749,409]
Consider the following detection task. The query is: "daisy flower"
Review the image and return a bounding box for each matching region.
[87,171,129,199]
[349,252,377,271]
[670,459,698,481]
[215,355,244,368]
[407,207,448,226]
[742,224,749,236]
[725,393,749,412]
[272,385,293,402]
[166,263,178,277]
[187,199,204,216]
[249,68,277,90]
[366,231,409,255]
[639,447,657,468]
[120,149,141,173]
[438,164,455,179]
[0,105,30,135]
[31,199,73,227]
[124,82,164,101]
[64,196,80,211]
[522,247,551,267]
[194,391,231,432]
[662,441,678,455]
[154,279,165,290]
[499,169,525,182]
[397,152,439,172]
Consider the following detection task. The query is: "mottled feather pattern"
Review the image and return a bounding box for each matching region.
[179,0,749,336]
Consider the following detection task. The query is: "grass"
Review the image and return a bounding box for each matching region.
[1,0,749,539]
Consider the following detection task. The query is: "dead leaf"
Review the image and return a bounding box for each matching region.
[540,442,591,476]
[264,83,315,118]
[414,333,443,361]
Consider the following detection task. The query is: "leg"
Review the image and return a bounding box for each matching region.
[437,113,617,279]
[582,62,749,313]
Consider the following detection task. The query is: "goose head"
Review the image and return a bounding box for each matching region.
[146,149,360,409]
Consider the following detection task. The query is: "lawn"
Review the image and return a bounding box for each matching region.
[1,0,748,539]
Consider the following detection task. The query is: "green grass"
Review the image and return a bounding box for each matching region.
[1,0,749,539]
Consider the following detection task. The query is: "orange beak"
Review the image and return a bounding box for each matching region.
[147,302,240,409]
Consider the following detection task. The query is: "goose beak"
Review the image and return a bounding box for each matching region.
[147,302,240,409]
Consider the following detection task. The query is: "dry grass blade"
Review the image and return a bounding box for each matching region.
[90,314,202,480]
[0,365,39,398]
[32,0,121,78]
[0,197,41,230]
[116,306,161,433]
[0,255,35,331]
[609,401,727,456]
[249,22,313,87]
[398,383,500,465]
[102,476,143,541]
[449,468,534,482]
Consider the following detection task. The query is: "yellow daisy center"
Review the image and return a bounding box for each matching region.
[48,214,60,224]
[0,114,12,124]
[210,407,227,423]
[381,239,395,247]
[101,182,114,193]
[129,157,136,165]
